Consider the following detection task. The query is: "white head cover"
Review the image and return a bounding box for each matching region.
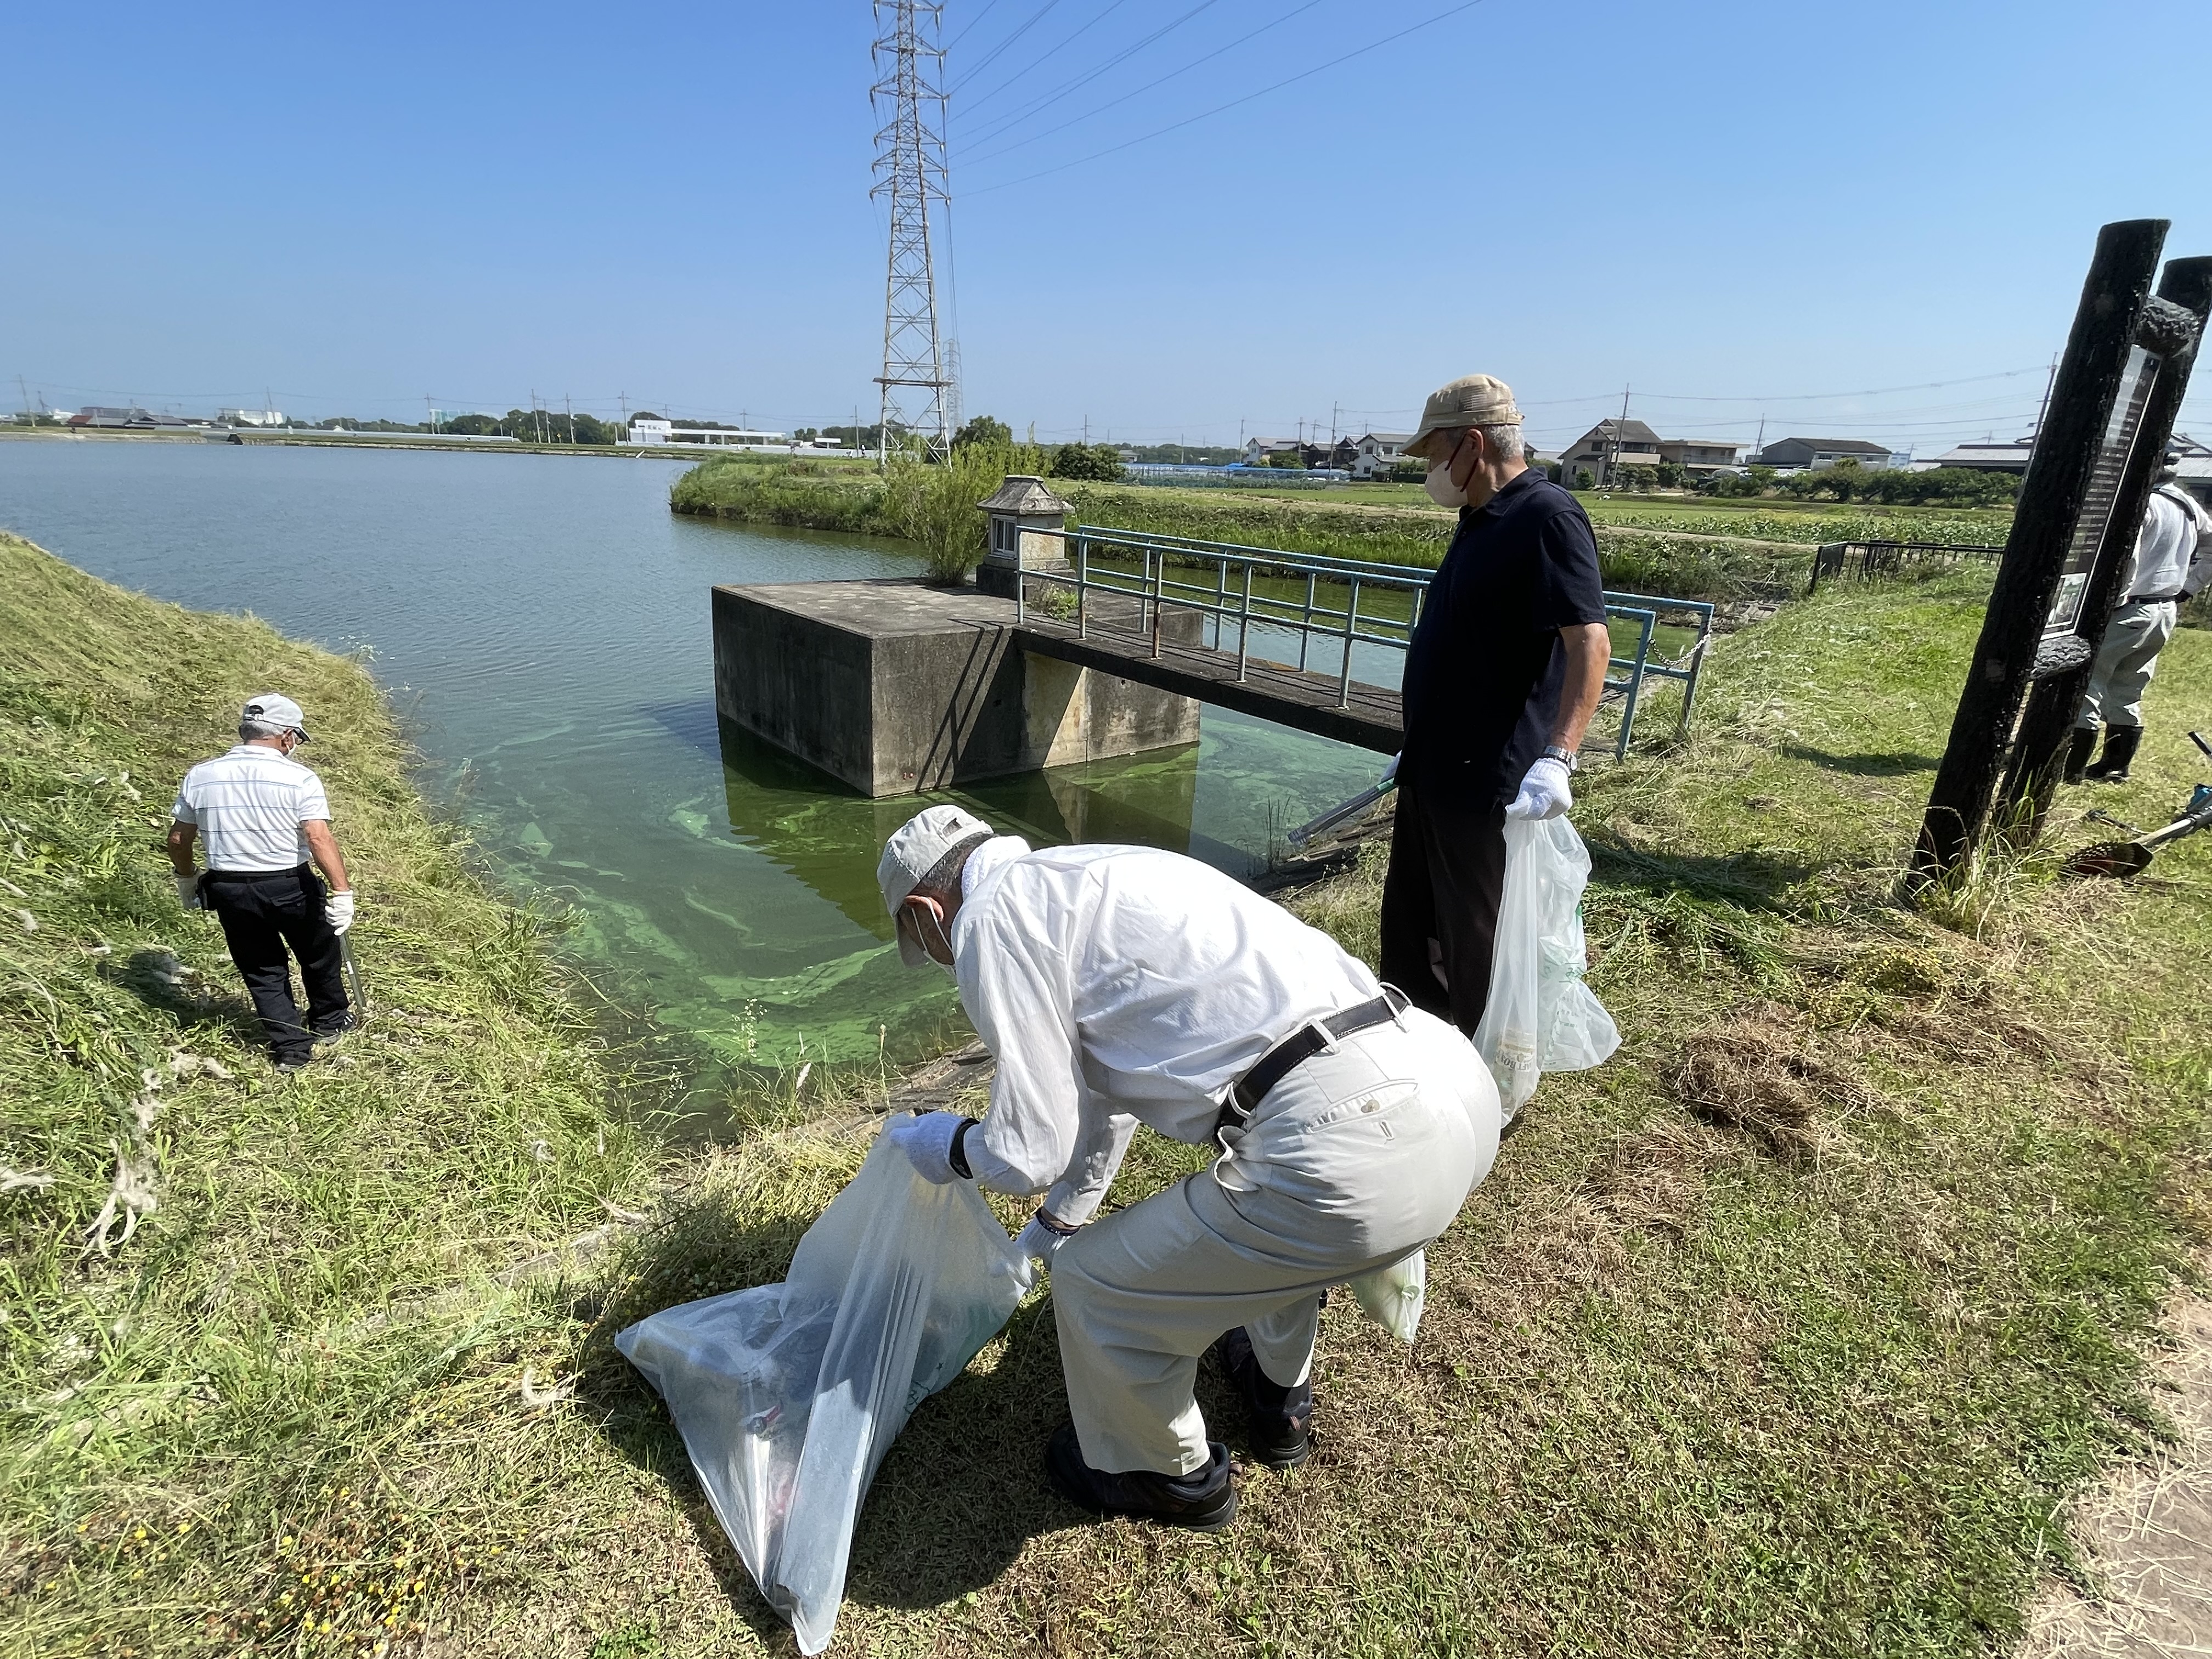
[877,804,995,966]
[240,692,309,739]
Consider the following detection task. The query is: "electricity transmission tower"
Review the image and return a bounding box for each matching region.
[870,0,952,464]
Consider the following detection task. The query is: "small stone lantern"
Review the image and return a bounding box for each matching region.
[974,475,1073,599]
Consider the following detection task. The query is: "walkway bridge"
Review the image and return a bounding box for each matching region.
[710,521,1716,798]
[1010,526,1716,760]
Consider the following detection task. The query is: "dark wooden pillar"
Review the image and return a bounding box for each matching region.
[1912,220,2168,884]
[2000,256,2212,833]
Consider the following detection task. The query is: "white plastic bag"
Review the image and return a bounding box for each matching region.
[616,1124,1031,1655]
[1348,1248,1426,1344]
[1472,816,1620,1120]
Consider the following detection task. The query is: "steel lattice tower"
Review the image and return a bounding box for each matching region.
[870,0,952,464]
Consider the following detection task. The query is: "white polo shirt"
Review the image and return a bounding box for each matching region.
[172,746,332,872]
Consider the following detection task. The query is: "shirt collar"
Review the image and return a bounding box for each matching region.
[949,833,1031,967]
[1463,466,1544,523]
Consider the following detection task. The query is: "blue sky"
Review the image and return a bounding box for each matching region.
[5,2,2208,454]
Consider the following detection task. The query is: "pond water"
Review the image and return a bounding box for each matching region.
[0,439,1381,1069]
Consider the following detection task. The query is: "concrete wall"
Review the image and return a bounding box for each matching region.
[712,579,1199,797]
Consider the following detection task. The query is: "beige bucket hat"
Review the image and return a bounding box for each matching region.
[1403,374,1523,461]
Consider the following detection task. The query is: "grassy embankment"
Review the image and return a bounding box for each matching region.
[8,527,2212,1657]
[0,533,663,1654]
[668,455,2013,601]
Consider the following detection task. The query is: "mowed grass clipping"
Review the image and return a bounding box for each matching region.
[5,528,2212,1658]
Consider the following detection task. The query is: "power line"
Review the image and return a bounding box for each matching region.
[955,0,1227,152]
[958,0,1131,117]
[941,0,1005,53]
[946,0,1066,96]
[963,0,1491,194]
[961,0,1329,171]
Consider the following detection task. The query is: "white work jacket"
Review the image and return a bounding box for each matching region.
[950,836,1384,1224]
[2120,490,2199,602]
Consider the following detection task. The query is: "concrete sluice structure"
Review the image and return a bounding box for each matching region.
[712,579,1203,798]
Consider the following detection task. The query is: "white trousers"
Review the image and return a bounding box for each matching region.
[1049,1005,1499,1476]
[2076,599,2179,731]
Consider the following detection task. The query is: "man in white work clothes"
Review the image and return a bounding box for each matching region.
[876,804,1500,1528]
[169,693,357,1071]
[2066,459,2211,783]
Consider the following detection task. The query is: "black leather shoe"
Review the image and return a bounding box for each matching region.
[1218,1327,1313,1470]
[1045,1424,1237,1530]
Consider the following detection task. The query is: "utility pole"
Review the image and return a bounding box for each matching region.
[566,394,574,444]
[1753,414,1765,462]
[425,395,436,435]
[2032,352,2059,437]
[16,375,30,417]
[1605,385,1629,486]
[871,1,952,465]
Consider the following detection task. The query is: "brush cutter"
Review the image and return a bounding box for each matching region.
[2062,731,2212,879]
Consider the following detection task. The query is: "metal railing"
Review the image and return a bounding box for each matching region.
[1006,524,1716,760]
[1807,538,2005,592]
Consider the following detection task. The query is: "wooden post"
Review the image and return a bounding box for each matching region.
[1912,220,2168,885]
[2000,256,2212,834]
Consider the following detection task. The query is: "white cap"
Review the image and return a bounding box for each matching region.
[241,692,309,739]
[877,804,994,967]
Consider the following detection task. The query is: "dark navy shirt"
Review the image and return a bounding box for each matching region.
[1398,470,1607,808]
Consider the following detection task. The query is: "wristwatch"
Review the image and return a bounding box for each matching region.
[1542,745,1579,773]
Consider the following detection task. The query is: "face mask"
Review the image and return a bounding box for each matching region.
[1424,457,1469,510]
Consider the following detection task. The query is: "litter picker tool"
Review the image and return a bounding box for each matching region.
[338,934,370,1015]
[2062,731,2212,879]
[1287,770,1397,850]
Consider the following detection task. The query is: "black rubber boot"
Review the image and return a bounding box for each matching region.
[1045,1424,1238,1530]
[2085,725,2143,782]
[1217,1327,1314,1469]
[2063,727,2098,786]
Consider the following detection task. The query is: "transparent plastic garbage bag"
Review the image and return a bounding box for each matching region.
[616,1124,1031,1655]
[1473,816,1621,1119]
[1348,1248,1426,1344]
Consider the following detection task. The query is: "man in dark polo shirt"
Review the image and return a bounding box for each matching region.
[1383,374,1611,1045]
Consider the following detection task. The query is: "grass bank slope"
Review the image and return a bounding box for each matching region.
[472,572,2205,1658]
[670,456,2009,600]
[0,534,653,1655]
[10,529,2212,1658]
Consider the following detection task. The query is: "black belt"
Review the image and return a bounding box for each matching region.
[2126,592,2181,605]
[1218,987,1408,1133]
[202,863,310,882]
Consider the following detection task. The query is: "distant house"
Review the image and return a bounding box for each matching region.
[1656,438,1741,473]
[1241,437,1302,466]
[217,408,288,428]
[1924,438,2034,474]
[1351,431,1413,479]
[621,417,788,450]
[1558,419,1663,484]
[1752,436,1897,471]
[67,406,191,430]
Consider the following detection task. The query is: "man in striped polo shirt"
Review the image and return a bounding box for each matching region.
[167,693,356,1071]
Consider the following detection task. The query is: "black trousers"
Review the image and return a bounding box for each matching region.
[205,866,348,1061]
[1379,781,1509,1040]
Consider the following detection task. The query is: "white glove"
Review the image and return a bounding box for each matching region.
[884,1111,969,1184]
[325,890,356,934]
[174,872,202,911]
[1016,1215,1074,1266]
[1506,757,1573,821]
[1380,751,1401,786]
